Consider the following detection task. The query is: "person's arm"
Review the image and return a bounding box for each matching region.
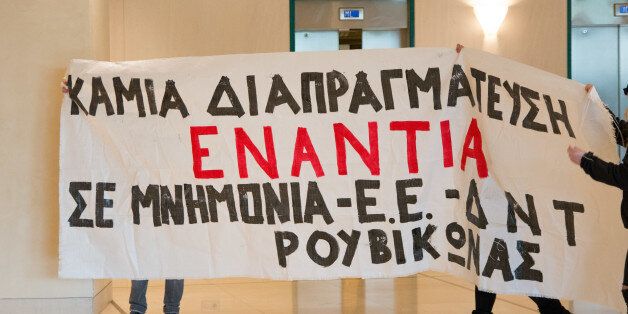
[602,104,628,146]
[586,84,628,146]
[611,114,628,146]
[569,146,628,189]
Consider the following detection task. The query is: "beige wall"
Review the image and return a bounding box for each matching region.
[109,0,290,61]
[0,0,111,311]
[415,0,568,76]
[114,0,567,75]
[90,0,111,61]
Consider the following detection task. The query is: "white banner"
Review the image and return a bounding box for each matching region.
[59,48,627,310]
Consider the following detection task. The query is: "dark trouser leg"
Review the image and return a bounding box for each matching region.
[163,279,185,314]
[529,296,570,314]
[129,280,149,314]
[474,286,497,314]
[623,251,628,310]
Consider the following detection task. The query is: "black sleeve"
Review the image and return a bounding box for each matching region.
[580,152,628,190]
[604,105,628,146]
[611,114,628,146]
[615,119,628,146]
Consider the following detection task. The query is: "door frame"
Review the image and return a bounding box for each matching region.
[289,0,416,51]
[567,0,572,78]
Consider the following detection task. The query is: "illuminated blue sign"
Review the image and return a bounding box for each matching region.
[615,3,628,16]
[339,8,364,20]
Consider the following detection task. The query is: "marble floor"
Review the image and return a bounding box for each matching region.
[101,272,559,313]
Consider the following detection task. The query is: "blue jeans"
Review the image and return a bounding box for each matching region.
[129,279,184,314]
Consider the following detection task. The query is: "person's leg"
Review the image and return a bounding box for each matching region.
[528,296,570,314]
[129,280,149,314]
[474,286,497,314]
[163,279,185,314]
[623,251,628,311]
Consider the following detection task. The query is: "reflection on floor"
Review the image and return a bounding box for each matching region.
[101,272,559,313]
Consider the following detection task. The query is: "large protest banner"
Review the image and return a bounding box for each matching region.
[59,47,627,309]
